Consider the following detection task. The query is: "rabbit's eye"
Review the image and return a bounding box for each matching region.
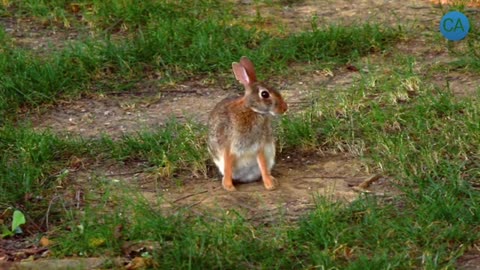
[260,90,270,99]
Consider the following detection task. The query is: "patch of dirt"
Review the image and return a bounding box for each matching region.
[29,68,350,137]
[0,16,82,52]
[29,87,230,138]
[71,152,398,225]
[430,71,480,97]
[6,257,125,270]
[457,246,480,270]
[160,154,396,223]
[29,66,361,138]
[236,0,439,33]
[395,38,480,97]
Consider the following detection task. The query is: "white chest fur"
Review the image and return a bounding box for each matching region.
[213,141,275,182]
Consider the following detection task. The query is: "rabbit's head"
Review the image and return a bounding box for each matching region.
[232,57,288,116]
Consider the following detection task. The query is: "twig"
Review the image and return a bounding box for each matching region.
[104,170,145,177]
[357,174,382,189]
[292,175,348,181]
[173,190,208,203]
[159,89,199,94]
[102,19,124,34]
[45,195,59,231]
[171,194,208,212]
[188,208,222,222]
[104,89,198,96]
[75,189,83,209]
[184,200,204,209]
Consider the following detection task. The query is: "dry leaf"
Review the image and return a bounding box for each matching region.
[70,3,81,13]
[346,64,359,72]
[125,257,154,270]
[114,224,123,240]
[39,236,52,247]
[88,238,106,248]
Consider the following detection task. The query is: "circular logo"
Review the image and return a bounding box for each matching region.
[440,11,470,41]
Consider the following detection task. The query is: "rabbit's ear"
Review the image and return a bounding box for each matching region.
[232,62,251,86]
[239,56,257,82]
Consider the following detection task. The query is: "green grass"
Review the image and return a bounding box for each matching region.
[104,119,209,177]
[0,0,401,118]
[41,56,480,268]
[1,0,480,269]
[0,124,90,223]
[1,0,234,30]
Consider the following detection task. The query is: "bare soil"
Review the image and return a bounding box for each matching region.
[102,152,396,222]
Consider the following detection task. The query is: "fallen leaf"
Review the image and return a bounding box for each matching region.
[12,210,26,233]
[125,257,154,270]
[346,64,359,72]
[122,240,161,258]
[69,156,84,170]
[113,224,123,240]
[0,251,7,261]
[21,255,35,262]
[70,3,81,13]
[88,238,106,248]
[39,236,53,247]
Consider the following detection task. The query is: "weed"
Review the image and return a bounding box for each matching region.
[108,119,209,178]
[0,124,90,221]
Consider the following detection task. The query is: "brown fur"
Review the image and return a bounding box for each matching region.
[207,56,287,191]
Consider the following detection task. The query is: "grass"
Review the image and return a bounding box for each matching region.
[105,119,209,177]
[0,0,400,118]
[40,56,479,268]
[1,0,480,269]
[0,125,79,204]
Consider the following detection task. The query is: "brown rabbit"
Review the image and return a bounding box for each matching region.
[207,56,288,191]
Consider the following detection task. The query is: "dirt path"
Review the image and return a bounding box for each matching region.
[237,0,438,31]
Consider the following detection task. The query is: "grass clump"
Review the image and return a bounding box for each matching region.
[275,58,480,267]
[54,188,295,269]
[1,0,233,30]
[104,119,209,178]
[0,0,402,117]
[0,21,400,117]
[0,46,88,117]
[0,125,88,208]
[294,189,480,269]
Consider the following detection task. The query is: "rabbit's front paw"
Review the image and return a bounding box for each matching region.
[222,178,237,192]
[263,176,277,191]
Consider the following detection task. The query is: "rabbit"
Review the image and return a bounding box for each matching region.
[207,56,288,191]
